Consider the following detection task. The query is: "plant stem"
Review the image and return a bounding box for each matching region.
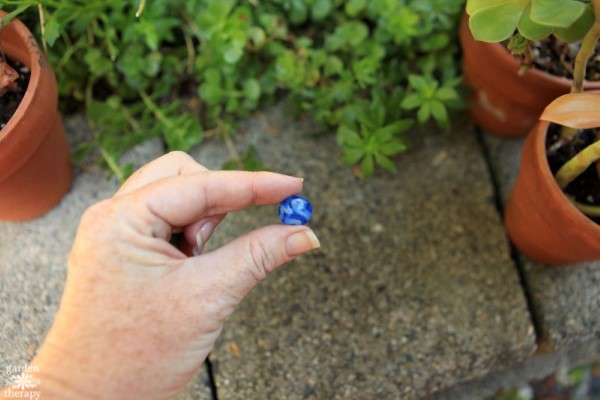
[37,4,48,55]
[222,128,244,170]
[98,145,126,183]
[555,140,600,189]
[135,0,147,18]
[139,90,174,128]
[120,106,142,133]
[560,19,600,141]
[571,22,600,94]
[181,11,202,42]
[217,126,244,170]
[182,28,195,76]
[84,78,126,182]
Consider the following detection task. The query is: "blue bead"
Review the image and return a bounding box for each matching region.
[278,195,312,225]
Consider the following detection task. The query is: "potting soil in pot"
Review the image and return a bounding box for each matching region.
[510,36,600,81]
[546,123,600,224]
[0,57,30,130]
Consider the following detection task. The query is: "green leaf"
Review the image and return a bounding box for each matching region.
[430,100,448,124]
[248,26,267,48]
[348,22,369,47]
[466,0,512,16]
[420,33,450,52]
[389,7,420,44]
[43,14,62,47]
[223,43,244,64]
[342,148,365,164]
[417,102,431,123]
[507,33,529,54]
[353,57,379,87]
[375,153,397,173]
[400,94,424,110]
[375,120,414,141]
[379,140,408,156]
[312,0,333,21]
[84,48,113,78]
[554,5,594,42]
[328,21,369,50]
[345,0,368,17]
[338,125,363,147]
[200,84,222,103]
[361,154,374,178]
[324,55,343,77]
[258,13,278,34]
[435,87,459,101]
[290,0,308,25]
[408,75,429,92]
[468,0,528,42]
[518,3,553,41]
[0,5,31,30]
[530,0,587,28]
[72,142,94,164]
[209,0,236,21]
[243,79,261,100]
[87,100,117,123]
[296,37,313,48]
[223,145,267,171]
[145,53,162,77]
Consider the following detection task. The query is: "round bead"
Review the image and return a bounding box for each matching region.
[278,195,312,225]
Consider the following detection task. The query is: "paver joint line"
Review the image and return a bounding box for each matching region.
[474,127,543,347]
[205,356,219,400]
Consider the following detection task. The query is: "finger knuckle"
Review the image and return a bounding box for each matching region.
[167,150,192,163]
[70,200,114,267]
[80,199,112,231]
[246,237,275,283]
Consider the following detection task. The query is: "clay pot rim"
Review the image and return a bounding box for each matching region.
[0,10,59,183]
[533,119,600,234]
[460,13,600,89]
[0,11,44,142]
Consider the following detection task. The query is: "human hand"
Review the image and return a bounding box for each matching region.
[29,152,320,399]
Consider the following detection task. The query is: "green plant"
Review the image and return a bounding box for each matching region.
[466,0,593,45]
[2,0,466,180]
[400,74,462,130]
[467,0,600,217]
[338,97,412,178]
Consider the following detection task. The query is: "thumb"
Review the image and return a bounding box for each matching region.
[196,225,320,301]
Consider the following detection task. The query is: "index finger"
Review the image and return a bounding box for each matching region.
[122,170,303,235]
[114,151,208,197]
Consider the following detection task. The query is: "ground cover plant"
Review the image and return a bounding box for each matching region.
[1,0,466,180]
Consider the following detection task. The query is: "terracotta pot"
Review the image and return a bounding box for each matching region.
[504,120,600,265]
[459,14,600,137]
[0,11,72,221]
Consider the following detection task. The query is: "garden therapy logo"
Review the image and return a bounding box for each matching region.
[3,365,41,399]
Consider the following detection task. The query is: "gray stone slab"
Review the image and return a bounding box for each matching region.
[482,133,600,349]
[190,104,536,399]
[172,365,214,400]
[0,115,212,399]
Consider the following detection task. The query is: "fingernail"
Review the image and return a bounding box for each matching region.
[194,222,215,256]
[286,230,320,257]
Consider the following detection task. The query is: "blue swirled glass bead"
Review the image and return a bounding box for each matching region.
[278,195,312,225]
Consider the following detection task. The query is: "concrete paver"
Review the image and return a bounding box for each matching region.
[190,106,536,399]
[482,133,600,349]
